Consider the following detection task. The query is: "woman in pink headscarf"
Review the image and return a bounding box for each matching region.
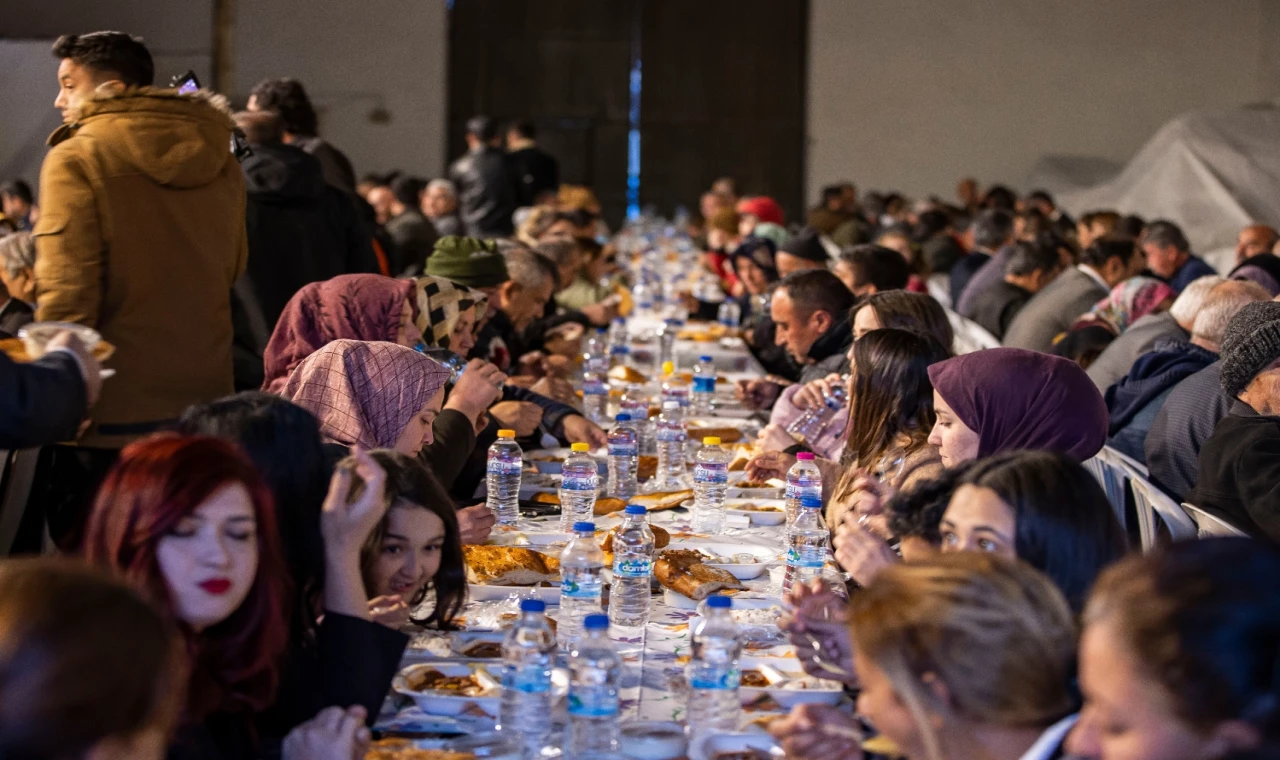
[280,340,451,456]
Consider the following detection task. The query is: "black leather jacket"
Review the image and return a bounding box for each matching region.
[448,146,518,237]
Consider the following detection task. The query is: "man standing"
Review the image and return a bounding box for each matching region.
[506,120,559,207]
[33,31,247,541]
[0,181,35,230]
[247,77,357,194]
[1140,220,1216,294]
[422,179,465,237]
[450,115,518,238]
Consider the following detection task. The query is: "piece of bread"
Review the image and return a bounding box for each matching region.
[0,337,116,363]
[608,365,648,383]
[532,492,560,505]
[637,455,658,481]
[728,456,750,472]
[600,524,671,553]
[687,426,743,444]
[367,739,476,760]
[463,545,560,586]
[655,549,746,600]
[629,489,693,512]
[592,497,629,516]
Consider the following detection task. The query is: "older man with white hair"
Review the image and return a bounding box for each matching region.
[0,231,35,337]
[422,178,464,237]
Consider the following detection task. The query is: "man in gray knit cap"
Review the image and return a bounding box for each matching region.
[1189,300,1280,542]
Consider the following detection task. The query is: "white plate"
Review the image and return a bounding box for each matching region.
[737,657,846,708]
[393,663,501,716]
[690,731,781,760]
[487,529,573,549]
[724,498,787,526]
[664,588,780,611]
[468,583,561,605]
[449,631,506,659]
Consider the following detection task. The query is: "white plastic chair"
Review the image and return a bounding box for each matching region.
[1121,464,1198,550]
[1181,503,1249,538]
[1082,450,1131,534]
[945,310,1001,354]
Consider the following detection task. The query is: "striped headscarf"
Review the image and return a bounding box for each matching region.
[1080,276,1176,335]
[412,276,487,350]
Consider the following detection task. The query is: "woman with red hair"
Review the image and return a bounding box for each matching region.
[83,435,380,760]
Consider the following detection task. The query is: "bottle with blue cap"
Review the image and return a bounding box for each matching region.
[783,494,829,594]
[559,521,605,650]
[609,505,656,628]
[686,595,742,735]
[499,599,555,755]
[567,614,621,756]
[582,327,609,423]
[608,317,630,370]
[606,413,639,500]
[691,354,716,415]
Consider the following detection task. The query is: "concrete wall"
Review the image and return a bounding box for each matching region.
[806,0,1278,203]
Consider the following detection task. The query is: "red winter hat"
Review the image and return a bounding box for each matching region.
[736,196,784,226]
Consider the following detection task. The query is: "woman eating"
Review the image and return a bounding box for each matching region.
[773,553,1080,760]
[360,450,466,629]
[1068,538,1280,760]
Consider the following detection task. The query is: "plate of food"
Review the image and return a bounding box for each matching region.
[525,449,607,475]
[665,541,777,580]
[392,663,502,716]
[366,739,478,760]
[724,499,787,526]
[689,731,782,760]
[463,545,561,604]
[449,631,506,659]
[737,658,846,708]
[685,420,754,445]
[655,548,747,605]
[726,472,785,498]
[523,491,632,516]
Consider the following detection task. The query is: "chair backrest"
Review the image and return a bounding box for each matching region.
[1082,454,1129,534]
[945,309,1002,355]
[1096,444,1148,479]
[1122,464,1198,549]
[1181,502,1250,538]
[0,448,41,557]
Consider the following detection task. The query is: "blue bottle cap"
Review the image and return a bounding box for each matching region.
[615,413,632,422]
[584,614,609,630]
[596,326,607,333]
[800,495,823,509]
[699,355,713,362]
[613,317,625,324]
[624,505,648,515]
[706,595,732,609]
[520,599,546,613]
[573,521,596,533]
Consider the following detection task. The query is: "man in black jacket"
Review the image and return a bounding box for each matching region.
[1190,301,1280,542]
[247,78,357,194]
[506,119,559,207]
[230,112,379,390]
[382,175,439,276]
[449,115,518,237]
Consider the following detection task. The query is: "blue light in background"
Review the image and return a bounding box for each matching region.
[625,16,642,220]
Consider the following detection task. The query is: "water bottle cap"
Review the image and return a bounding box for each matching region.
[662,361,675,375]
[596,326,606,333]
[800,495,822,508]
[624,505,648,515]
[706,595,732,609]
[520,599,546,613]
[703,436,722,446]
[573,521,596,533]
[570,442,591,452]
[497,429,517,438]
[615,413,632,422]
[584,614,609,630]
[796,452,815,461]
[699,355,712,362]
[613,317,625,324]
[662,400,680,410]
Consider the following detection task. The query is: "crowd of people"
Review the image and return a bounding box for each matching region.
[1,28,1279,760]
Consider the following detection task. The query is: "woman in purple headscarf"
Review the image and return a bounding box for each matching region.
[926,347,1109,468]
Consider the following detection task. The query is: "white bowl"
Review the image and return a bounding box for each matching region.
[690,731,781,760]
[619,721,689,760]
[17,322,100,359]
[393,663,501,716]
[449,630,506,659]
[738,657,845,708]
[663,588,780,611]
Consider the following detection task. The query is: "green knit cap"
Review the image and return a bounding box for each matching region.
[424,236,509,288]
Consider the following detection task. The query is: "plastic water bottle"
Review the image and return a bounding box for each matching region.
[608,318,629,368]
[659,361,690,414]
[582,329,609,424]
[485,430,523,525]
[687,596,742,735]
[692,437,730,533]
[607,414,639,500]
[560,443,599,532]
[692,355,716,416]
[609,505,655,628]
[658,319,683,369]
[786,378,849,444]
[584,327,607,367]
[500,599,556,755]
[634,280,655,318]
[785,452,823,530]
[717,300,742,329]
[620,385,654,455]
[783,495,828,594]
[654,401,689,490]
[560,522,605,649]
[567,614,621,756]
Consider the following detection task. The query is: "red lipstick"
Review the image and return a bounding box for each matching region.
[199,578,232,595]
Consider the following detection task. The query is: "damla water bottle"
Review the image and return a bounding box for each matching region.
[559,443,599,532]
[783,495,828,594]
[658,318,683,369]
[785,452,823,530]
[485,430,523,525]
[608,317,630,370]
[654,401,689,490]
[686,596,742,736]
[692,355,716,415]
[559,522,605,650]
[607,414,639,500]
[567,614,621,756]
[659,361,690,415]
[609,505,655,628]
[692,437,730,533]
[582,329,609,424]
[499,599,555,755]
[620,384,654,455]
[786,377,849,444]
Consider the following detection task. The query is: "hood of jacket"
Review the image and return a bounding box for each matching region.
[239,142,326,202]
[48,87,236,189]
[1105,339,1218,433]
[806,313,853,365]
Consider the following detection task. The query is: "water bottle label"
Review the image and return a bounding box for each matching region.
[584,380,607,395]
[503,663,551,694]
[786,547,826,569]
[694,463,728,485]
[613,557,652,577]
[693,377,716,393]
[562,574,603,599]
[688,666,741,691]
[487,457,522,475]
[568,686,619,718]
[608,444,639,457]
[562,475,598,492]
[657,429,685,443]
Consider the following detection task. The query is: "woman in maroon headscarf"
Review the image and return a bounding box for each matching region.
[926,347,1109,468]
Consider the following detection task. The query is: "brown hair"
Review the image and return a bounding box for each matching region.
[855,290,955,353]
[0,558,182,759]
[850,553,1078,760]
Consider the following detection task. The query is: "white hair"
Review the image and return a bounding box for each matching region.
[503,246,554,290]
[1192,280,1270,344]
[0,231,35,278]
[426,179,456,198]
[1169,275,1226,328]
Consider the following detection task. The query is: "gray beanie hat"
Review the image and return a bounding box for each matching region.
[1220,301,1280,397]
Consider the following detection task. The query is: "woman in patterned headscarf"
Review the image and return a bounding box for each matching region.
[411,275,488,356]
